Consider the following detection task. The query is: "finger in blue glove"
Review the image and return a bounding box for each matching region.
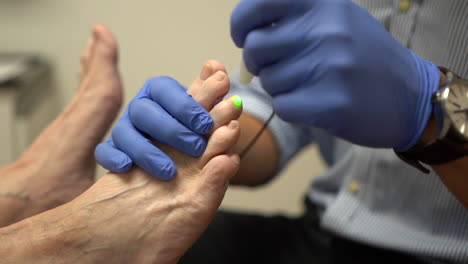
[231,0,441,150]
[95,139,133,173]
[95,76,213,180]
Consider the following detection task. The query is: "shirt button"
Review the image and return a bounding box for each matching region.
[348,181,360,194]
[399,0,412,12]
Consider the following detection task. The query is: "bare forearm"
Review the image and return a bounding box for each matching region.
[423,117,468,207]
[432,158,468,208]
[231,113,280,186]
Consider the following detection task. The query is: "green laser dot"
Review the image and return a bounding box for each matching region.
[231,95,243,109]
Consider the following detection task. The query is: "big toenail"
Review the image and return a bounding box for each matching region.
[201,63,212,80]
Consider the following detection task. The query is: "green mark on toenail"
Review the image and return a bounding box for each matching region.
[231,95,243,109]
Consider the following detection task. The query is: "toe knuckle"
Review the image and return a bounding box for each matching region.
[218,79,230,95]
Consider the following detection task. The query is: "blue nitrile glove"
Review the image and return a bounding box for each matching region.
[231,0,441,150]
[95,76,213,180]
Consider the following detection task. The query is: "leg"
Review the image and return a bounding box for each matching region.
[0,25,123,226]
[0,60,243,264]
[180,210,331,264]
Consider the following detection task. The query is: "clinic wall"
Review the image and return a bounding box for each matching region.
[0,0,241,178]
[0,0,325,215]
[0,0,241,106]
[0,0,242,199]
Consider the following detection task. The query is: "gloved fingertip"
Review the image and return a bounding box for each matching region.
[231,31,245,49]
[155,162,177,181]
[230,10,246,48]
[112,156,133,173]
[192,138,207,157]
[95,141,134,173]
[243,53,260,76]
[194,114,214,135]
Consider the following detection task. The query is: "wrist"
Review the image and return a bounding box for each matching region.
[396,69,468,174]
[419,70,447,145]
[396,51,441,151]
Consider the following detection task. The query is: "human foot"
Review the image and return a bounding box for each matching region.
[0,25,123,225]
[0,60,241,264]
[69,61,240,264]
[5,61,237,264]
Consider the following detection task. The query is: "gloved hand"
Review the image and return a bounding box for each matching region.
[231,0,441,150]
[95,76,213,180]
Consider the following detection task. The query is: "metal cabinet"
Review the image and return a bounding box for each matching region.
[0,54,58,166]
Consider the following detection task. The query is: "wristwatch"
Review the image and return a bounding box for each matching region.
[396,68,468,173]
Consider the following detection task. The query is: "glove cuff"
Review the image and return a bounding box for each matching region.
[396,50,441,152]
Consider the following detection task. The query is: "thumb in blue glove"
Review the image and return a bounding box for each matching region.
[231,0,441,150]
[95,76,213,180]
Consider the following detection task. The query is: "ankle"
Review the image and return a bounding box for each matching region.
[0,204,90,263]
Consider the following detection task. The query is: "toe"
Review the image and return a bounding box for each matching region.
[209,95,243,133]
[190,71,230,111]
[79,25,122,103]
[79,37,95,81]
[91,24,119,63]
[189,59,227,95]
[199,62,214,82]
[198,60,227,81]
[197,154,240,196]
[94,24,118,48]
[198,120,241,167]
[203,60,226,78]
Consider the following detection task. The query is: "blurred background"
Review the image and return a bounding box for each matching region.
[0,0,324,216]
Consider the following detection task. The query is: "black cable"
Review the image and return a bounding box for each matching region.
[239,110,276,159]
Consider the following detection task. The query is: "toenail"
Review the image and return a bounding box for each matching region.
[231,95,243,110]
[213,71,226,81]
[201,63,212,80]
[228,120,239,129]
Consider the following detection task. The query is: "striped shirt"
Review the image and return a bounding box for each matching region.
[230,0,468,263]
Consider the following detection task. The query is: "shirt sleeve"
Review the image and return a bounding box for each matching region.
[228,71,315,171]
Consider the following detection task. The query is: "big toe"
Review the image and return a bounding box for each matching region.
[79,24,122,106]
[188,60,230,111]
[79,37,95,81]
[89,24,119,69]
[200,60,226,80]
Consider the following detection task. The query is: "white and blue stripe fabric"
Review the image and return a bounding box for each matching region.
[229,0,468,263]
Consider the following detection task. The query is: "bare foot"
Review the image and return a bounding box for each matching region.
[71,60,240,263]
[0,25,123,224]
[4,61,240,264]
[0,60,242,264]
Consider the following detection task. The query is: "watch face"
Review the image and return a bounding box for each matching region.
[445,79,468,139]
